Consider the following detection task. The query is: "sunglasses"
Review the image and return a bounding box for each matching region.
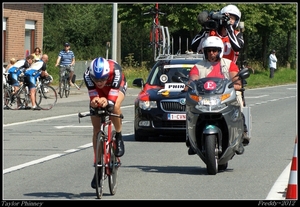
[206,48,219,53]
[91,76,108,83]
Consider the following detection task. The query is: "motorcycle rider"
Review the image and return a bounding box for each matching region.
[190,5,250,145]
[185,36,245,155]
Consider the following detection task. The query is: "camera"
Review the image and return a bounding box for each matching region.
[203,11,228,31]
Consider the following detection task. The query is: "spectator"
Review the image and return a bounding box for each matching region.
[24,54,50,110]
[269,49,277,78]
[31,47,42,62]
[5,57,17,72]
[55,42,75,86]
[7,55,35,95]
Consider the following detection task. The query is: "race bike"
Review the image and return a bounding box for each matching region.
[172,68,250,175]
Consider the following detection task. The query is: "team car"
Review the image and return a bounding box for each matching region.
[133,53,204,141]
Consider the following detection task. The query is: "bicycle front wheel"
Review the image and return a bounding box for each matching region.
[64,78,70,98]
[36,85,57,110]
[95,131,105,199]
[59,78,64,98]
[108,130,119,195]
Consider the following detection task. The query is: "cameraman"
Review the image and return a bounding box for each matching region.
[190,4,244,64]
[190,5,250,146]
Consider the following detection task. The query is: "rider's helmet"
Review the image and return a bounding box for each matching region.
[202,36,224,60]
[220,4,241,28]
[89,57,110,82]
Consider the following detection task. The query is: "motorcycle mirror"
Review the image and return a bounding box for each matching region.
[239,68,250,79]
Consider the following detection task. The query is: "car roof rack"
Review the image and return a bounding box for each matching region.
[155,53,204,61]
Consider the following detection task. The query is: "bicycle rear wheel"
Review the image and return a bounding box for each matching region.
[36,85,57,110]
[95,132,105,199]
[108,130,119,195]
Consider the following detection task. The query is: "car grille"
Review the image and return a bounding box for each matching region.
[161,100,186,112]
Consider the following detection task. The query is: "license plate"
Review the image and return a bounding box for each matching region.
[203,98,217,105]
[167,114,186,120]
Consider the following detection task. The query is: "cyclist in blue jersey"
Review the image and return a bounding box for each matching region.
[24,54,51,110]
[7,55,35,94]
[55,42,76,87]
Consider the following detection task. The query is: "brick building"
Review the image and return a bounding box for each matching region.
[3,3,44,65]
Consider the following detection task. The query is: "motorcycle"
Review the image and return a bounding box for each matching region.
[172,68,250,175]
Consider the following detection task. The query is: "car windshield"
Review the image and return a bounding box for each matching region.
[147,64,193,86]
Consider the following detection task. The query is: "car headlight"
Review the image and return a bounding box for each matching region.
[139,100,157,110]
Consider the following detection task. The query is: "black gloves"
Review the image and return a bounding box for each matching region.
[107,100,115,113]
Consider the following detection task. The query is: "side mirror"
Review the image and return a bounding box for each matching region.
[132,78,144,88]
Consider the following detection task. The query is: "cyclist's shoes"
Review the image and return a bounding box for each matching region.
[188,147,196,155]
[115,132,125,157]
[91,171,101,189]
[32,105,42,111]
[242,132,250,146]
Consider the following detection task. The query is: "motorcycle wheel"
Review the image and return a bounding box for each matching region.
[205,134,218,175]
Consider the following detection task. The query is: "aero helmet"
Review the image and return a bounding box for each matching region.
[202,36,224,60]
[220,4,241,28]
[89,57,110,82]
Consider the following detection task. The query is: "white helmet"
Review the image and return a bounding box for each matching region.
[202,36,224,59]
[220,4,241,28]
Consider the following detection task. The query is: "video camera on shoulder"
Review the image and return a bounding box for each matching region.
[198,10,229,31]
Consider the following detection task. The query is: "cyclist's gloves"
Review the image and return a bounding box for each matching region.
[107,100,115,113]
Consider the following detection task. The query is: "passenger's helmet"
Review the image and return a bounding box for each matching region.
[89,57,110,82]
[202,36,224,60]
[220,4,241,28]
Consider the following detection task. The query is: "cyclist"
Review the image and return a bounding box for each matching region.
[83,57,127,189]
[55,42,75,87]
[7,55,35,95]
[24,54,51,110]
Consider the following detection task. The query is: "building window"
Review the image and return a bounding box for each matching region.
[25,20,35,57]
[3,17,7,63]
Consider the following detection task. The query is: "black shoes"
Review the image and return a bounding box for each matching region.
[91,171,101,189]
[188,147,196,155]
[115,132,125,157]
[32,106,42,110]
[242,132,250,146]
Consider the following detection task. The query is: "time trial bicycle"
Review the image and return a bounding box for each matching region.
[78,107,124,199]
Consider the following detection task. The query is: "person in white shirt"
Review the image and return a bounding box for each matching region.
[269,49,277,78]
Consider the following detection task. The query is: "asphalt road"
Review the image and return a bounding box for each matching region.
[3,84,297,201]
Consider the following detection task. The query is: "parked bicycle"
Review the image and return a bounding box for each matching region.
[58,65,80,98]
[78,108,124,199]
[35,76,57,110]
[4,74,57,110]
[143,3,167,61]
